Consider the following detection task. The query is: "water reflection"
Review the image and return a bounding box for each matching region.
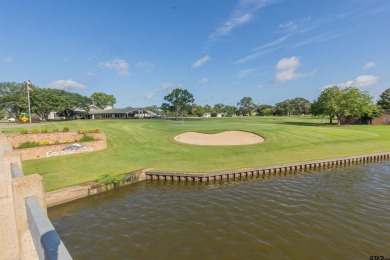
[49,163,390,259]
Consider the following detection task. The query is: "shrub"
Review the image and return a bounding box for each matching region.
[64,138,71,143]
[54,140,59,144]
[31,128,40,133]
[52,128,59,132]
[77,128,101,134]
[78,134,96,142]
[41,128,48,133]
[17,141,40,149]
[42,140,50,145]
[62,126,70,132]
[19,129,28,134]
[98,174,123,185]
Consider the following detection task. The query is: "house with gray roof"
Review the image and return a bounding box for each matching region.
[74,106,156,119]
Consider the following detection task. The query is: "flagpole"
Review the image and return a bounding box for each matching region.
[27,80,32,124]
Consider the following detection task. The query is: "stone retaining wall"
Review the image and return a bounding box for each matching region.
[6,132,105,147]
[4,132,106,161]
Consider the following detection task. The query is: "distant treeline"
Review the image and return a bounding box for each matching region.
[0,82,116,121]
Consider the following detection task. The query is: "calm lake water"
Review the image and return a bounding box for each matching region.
[49,163,390,259]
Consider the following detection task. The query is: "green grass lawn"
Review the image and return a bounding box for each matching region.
[3,116,390,191]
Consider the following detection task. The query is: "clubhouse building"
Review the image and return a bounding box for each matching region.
[49,105,157,120]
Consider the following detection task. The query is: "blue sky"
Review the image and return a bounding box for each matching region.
[1,0,389,108]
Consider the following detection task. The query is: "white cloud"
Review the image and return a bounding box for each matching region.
[136,61,154,71]
[252,34,290,52]
[212,13,252,38]
[290,32,343,48]
[363,61,376,69]
[46,80,87,90]
[146,82,184,100]
[321,74,379,90]
[275,56,309,82]
[277,56,300,71]
[278,16,320,34]
[279,16,335,34]
[161,82,183,91]
[233,46,282,64]
[198,78,209,84]
[354,75,379,87]
[209,0,275,41]
[192,55,210,68]
[98,59,130,76]
[237,69,256,78]
[234,17,314,65]
[279,20,299,32]
[235,13,349,65]
[86,71,95,76]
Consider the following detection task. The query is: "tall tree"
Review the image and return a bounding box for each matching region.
[275,99,294,116]
[257,104,275,116]
[56,90,91,119]
[163,88,195,120]
[377,88,390,109]
[0,108,6,119]
[0,82,29,122]
[363,104,382,124]
[160,103,173,117]
[213,103,225,114]
[203,104,212,113]
[30,88,61,121]
[90,92,116,109]
[237,97,255,116]
[311,86,341,124]
[190,104,205,117]
[312,86,376,125]
[290,97,311,115]
[224,105,237,116]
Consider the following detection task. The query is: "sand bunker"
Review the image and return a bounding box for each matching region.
[174,131,265,146]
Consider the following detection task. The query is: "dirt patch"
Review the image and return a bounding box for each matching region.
[174,131,265,146]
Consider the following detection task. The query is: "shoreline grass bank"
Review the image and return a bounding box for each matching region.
[45,151,390,207]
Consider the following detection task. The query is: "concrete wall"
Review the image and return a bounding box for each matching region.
[26,197,71,259]
[45,169,149,207]
[0,140,22,259]
[0,139,72,259]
